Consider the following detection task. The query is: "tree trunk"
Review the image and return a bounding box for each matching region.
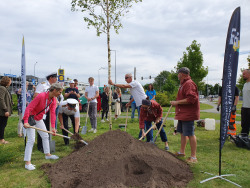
[107,0,112,130]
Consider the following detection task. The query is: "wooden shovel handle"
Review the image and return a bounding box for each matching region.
[28,126,70,139]
[155,105,172,138]
[63,128,74,135]
[139,123,156,141]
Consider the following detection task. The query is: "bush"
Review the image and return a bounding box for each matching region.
[155,91,177,107]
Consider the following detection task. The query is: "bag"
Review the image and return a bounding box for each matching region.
[22,115,36,126]
[21,100,53,126]
[230,134,250,150]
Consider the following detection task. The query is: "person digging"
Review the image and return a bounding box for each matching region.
[58,99,80,145]
[139,99,170,150]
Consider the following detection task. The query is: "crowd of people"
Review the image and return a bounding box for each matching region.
[1,67,250,170]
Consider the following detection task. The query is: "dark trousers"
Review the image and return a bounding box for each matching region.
[0,116,8,139]
[241,107,250,135]
[37,111,50,152]
[62,113,76,145]
[138,119,168,143]
[101,106,109,119]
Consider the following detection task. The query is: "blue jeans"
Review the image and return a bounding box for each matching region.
[138,119,168,142]
[131,103,140,119]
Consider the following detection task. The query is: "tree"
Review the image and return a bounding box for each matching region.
[237,55,250,93]
[175,40,208,89]
[71,0,142,129]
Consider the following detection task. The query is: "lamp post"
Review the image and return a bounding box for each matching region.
[34,62,38,77]
[98,67,105,86]
[111,50,116,83]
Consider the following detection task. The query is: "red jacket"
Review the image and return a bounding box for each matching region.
[23,92,57,128]
[139,100,162,129]
[175,77,200,121]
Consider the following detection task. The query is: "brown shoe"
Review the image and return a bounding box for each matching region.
[174,152,185,157]
[186,157,198,163]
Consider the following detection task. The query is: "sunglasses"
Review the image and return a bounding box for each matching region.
[125,77,130,79]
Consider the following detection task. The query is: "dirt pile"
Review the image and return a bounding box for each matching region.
[44,130,193,188]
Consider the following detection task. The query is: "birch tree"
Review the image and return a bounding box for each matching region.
[71,0,142,129]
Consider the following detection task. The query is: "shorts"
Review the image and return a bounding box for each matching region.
[177,120,195,136]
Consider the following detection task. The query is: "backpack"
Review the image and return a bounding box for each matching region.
[230,134,250,150]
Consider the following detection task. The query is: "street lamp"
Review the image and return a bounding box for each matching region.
[111,50,116,84]
[34,62,38,77]
[98,67,105,86]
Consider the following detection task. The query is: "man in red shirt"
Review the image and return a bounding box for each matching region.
[170,67,200,163]
[139,99,169,150]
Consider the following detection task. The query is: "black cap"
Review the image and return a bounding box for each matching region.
[177,67,190,74]
[142,99,151,106]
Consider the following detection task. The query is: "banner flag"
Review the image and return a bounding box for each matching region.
[21,37,27,136]
[220,7,240,149]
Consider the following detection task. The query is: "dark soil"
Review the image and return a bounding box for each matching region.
[43,130,193,188]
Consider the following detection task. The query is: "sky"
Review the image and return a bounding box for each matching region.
[0,0,250,87]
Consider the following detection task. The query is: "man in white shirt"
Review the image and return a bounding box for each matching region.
[241,69,250,135]
[58,99,80,145]
[108,73,147,109]
[109,73,147,137]
[85,77,99,133]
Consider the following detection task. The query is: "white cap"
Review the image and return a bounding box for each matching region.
[46,72,57,79]
[69,80,74,84]
[67,98,78,105]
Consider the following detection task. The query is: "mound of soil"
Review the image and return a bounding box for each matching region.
[44,130,193,187]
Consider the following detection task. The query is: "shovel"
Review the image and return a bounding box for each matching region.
[119,107,129,131]
[139,123,157,141]
[153,105,172,143]
[81,102,90,135]
[62,127,86,144]
[28,126,88,145]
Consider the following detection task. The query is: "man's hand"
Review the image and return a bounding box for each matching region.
[126,103,131,107]
[231,105,236,112]
[4,112,10,117]
[59,125,64,130]
[217,106,220,111]
[108,79,114,85]
[155,118,161,124]
[170,101,178,106]
[141,129,146,138]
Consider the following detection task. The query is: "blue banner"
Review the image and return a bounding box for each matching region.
[220,7,240,149]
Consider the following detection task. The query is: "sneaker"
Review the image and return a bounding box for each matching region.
[174,152,185,157]
[165,146,170,151]
[45,155,59,160]
[88,128,94,132]
[93,129,97,133]
[25,164,36,170]
[106,119,109,122]
[101,119,105,123]
[186,157,198,163]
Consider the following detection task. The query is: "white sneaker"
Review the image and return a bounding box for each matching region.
[93,129,97,133]
[106,119,109,122]
[88,128,94,132]
[45,155,59,160]
[101,119,105,123]
[25,164,36,170]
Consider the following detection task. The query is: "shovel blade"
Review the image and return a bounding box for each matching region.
[49,140,56,153]
[81,125,87,135]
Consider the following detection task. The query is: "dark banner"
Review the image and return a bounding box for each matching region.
[220,7,240,149]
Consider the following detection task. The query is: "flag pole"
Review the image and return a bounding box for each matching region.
[200,7,241,187]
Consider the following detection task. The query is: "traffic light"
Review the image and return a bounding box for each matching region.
[149,75,151,79]
[141,77,143,80]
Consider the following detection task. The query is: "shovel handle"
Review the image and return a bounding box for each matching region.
[139,123,156,141]
[125,107,129,132]
[154,105,172,141]
[28,126,71,139]
[63,128,74,135]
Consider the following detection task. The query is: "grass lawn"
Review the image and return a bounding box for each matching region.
[1,105,250,187]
